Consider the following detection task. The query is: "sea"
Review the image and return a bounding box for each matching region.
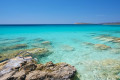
[0,24,120,80]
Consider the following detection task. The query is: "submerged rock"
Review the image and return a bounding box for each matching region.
[0,57,76,80]
[82,42,94,46]
[1,44,27,51]
[31,43,42,47]
[113,38,120,43]
[41,41,51,45]
[0,48,52,62]
[110,48,120,54]
[26,48,51,56]
[61,45,75,51]
[33,38,44,42]
[83,42,111,50]
[0,37,25,45]
[80,59,120,80]
[94,44,111,50]
[94,35,120,43]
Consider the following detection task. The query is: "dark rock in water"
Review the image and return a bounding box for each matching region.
[25,48,52,56]
[94,44,111,50]
[41,41,51,45]
[0,37,25,45]
[33,38,44,42]
[0,48,52,62]
[15,37,26,41]
[0,56,2,58]
[61,45,75,51]
[0,57,76,80]
[1,44,27,51]
[10,44,27,50]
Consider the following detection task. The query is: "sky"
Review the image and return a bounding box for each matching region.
[0,0,120,24]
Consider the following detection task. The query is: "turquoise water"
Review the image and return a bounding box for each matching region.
[0,24,120,80]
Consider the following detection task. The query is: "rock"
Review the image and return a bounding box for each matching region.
[23,63,37,73]
[110,48,120,54]
[25,70,47,80]
[0,56,32,76]
[41,41,51,45]
[94,35,120,43]
[0,48,52,62]
[0,61,7,70]
[31,43,42,47]
[0,57,76,80]
[11,44,27,49]
[33,38,44,42]
[61,45,75,51]
[36,64,44,70]
[45,61,54,67]
[15,37,26,41]
[0,50,22,62]
[10,70,26,80]
[26,48,51,56]
[113,38,120,43]
[94,44,111,50]
[26,62,76,80]
[2,44,27,51]
[81,59,120,80]
[0,38,25,45]
[82,42,94,46]
[0,71,16,80]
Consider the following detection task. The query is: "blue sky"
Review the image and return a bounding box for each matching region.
[0,0,120,24]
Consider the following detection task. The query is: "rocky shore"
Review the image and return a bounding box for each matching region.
[0,56,76,80]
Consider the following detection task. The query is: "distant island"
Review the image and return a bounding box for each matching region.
[75,22,120,25]
[101,22,120,25]
[74,23,92,24]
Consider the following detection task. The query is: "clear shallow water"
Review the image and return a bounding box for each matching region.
[0,25,120,80]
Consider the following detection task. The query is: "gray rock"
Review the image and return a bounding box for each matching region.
[0,57,76,80]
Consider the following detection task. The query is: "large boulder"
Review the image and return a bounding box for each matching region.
[0,57,33,76]
[0,57,76,80]
[26,61,76,80]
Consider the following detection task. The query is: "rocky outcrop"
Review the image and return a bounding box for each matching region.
[0,48,52,62]
[83,42,111,50]
[1,44,27,51]
[94,35,120,43]
[94,44,111,50]
[0,57,76,80]
[26,48,51,55]
[0,37,25,45]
